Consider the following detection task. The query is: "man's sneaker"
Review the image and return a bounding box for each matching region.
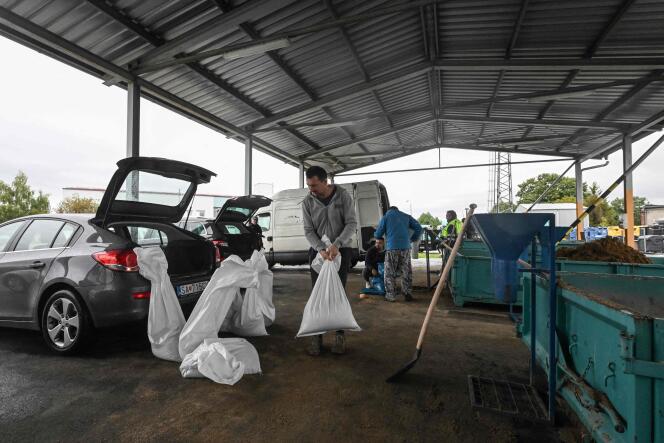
[385,296,396,302]
[331,332,346,354]
[306,335,322,356]
[404,293,414,302]
[365,282,371,289]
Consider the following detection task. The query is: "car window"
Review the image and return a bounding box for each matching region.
[129,226,168,246]
[257,213,271,231]
[116,170,192,207]
[14,219,65,251]
[224,225,241,235]
[0,221,25,251]
[224,206,252,218]
[52,223,79,248]
[185,222,207,236]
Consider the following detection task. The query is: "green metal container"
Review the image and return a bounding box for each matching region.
[521,272,664,443]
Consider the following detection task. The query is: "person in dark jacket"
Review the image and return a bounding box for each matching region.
[374,206,422,302]
[363,238,385,287]
[247,216,264,249]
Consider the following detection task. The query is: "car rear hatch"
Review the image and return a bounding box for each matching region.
[93,157,216,227]
[213,195,272,259]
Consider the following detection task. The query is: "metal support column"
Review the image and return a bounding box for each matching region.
[126,81,140,201]
[623,134,635,248]
[575,161,584,241]
[299,163,305,188]
[245,136,253,195]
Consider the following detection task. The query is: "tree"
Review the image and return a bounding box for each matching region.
[583,182,616,226]
[516,173,581,204]
[57,196,99,214]
[609,196,649,225]
[0,172,50,223]
[490,201,517,213]
[418,212,442,228]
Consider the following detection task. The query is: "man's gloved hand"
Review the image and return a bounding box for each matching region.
[327,243,340,261]
[319,249,331,261]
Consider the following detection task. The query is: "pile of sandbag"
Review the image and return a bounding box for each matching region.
[135,248,274,385]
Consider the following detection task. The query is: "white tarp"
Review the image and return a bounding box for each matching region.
[296,256,361,337]
[179,338,261,385]
[135,246,185,362]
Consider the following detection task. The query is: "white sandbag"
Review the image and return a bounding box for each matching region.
[296,258,361,337]
[228,287,268,336]
[222,250,275,336]
[178,256,259,359]
[310,235,341,274]
[249,251,275,325]
[135,247,185,362]
[179,338,260,384]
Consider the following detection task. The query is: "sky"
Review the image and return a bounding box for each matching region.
[1,36,663,219]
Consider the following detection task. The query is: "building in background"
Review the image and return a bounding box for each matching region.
[515,203,590,229]
[641,204,664,225]
[62,187,232,219]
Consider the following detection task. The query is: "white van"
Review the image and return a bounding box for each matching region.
[255,181,390,267]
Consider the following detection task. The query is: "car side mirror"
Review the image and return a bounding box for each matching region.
[267,236,273,241]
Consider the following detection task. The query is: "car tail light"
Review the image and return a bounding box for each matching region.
[214,245,222,265]
[132,291,151,299]
[212,240,227,266]
[93,249,139,272]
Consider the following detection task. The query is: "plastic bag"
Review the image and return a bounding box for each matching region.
[296,259,361,337]
[178,256,259,359]
[135,247,185,362]
[361,262,385,296]
[180,338,261,384]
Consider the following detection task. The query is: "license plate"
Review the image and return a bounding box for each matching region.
[176,281,208,298]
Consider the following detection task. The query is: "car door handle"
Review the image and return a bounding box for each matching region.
[27,261,46,269]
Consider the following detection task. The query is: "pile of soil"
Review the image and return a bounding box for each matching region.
[556,237,651,264]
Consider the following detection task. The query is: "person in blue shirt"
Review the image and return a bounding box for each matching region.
[374,206,423,302]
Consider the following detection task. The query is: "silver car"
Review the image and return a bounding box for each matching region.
[0,157,219,354]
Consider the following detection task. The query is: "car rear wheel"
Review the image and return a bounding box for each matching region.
[41,290,91,355]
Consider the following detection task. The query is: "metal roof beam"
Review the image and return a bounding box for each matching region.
[334,143,574,174]
[302,117,434,158]
[86,1,324,155]
[438,115,629,130]
[248,62,432,129]
[433,58,664,71]
[584,0,637,58]
[129,0,295,67]
[131,0,439,72]
[252,74,664,131]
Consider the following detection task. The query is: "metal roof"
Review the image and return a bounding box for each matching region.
[1,0,664,173]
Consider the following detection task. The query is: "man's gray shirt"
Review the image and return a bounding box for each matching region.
[302,185,358,251]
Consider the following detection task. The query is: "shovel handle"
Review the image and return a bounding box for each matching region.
[415,204,477,350]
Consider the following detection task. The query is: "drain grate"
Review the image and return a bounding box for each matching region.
[467,375,548,422]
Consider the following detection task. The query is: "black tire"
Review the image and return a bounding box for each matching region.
[40,289,92,355]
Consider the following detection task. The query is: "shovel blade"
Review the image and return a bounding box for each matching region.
[386,348,422,383]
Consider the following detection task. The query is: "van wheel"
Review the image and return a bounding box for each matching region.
[41,290,92,355]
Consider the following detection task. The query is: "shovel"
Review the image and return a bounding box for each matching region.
[386,203,477,382]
